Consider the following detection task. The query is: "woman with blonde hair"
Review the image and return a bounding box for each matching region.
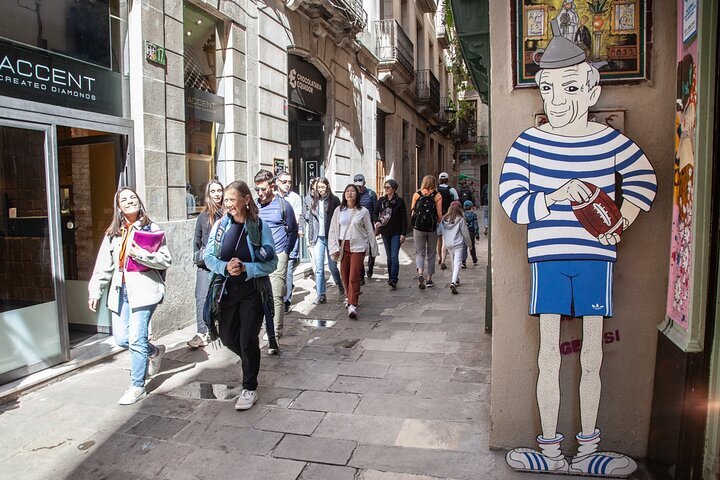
[187,180,224,348]
[438,201,472,294]
[410,175,443,289]
[88,187,172,405]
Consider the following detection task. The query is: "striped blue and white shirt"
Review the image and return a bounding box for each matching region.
[499,126,656,263]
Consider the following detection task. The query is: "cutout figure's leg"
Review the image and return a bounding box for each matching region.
[506,314,568,474]
[538,313,562,439]
[570,316,637,477]
[579,315,603,436]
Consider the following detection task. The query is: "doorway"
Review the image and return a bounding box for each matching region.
[0,121,126,384]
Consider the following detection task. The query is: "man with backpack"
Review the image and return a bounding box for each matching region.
[411,175,443,290]
[354,174,378,284]
[254,169,299,345]
[436,172,458,270]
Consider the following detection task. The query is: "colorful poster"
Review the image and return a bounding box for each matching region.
[666,0,698,328]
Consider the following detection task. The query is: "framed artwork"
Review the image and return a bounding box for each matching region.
[512,0,652,87]
[611,0,638,34]
[273,158,286,177]
[525,5,548,39]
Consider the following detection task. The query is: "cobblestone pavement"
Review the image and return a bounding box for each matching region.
[0,237,656,479]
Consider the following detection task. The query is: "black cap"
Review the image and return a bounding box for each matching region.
[353,174,365,185]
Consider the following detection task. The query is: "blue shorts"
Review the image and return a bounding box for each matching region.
[530,260,614,317]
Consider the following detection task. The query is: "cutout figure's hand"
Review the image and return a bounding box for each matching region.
[546,179,592,206]
[598,232,621,245]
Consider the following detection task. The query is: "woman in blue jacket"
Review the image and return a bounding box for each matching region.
[204,181,278,411]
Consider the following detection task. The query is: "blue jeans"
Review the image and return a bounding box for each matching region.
[194,268,210,334]
[314,236,341,296]
[382,234,401,283]
[112,285,157,387]
[284,240,300,303]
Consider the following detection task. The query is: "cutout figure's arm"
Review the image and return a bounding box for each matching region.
[499,140,551,224]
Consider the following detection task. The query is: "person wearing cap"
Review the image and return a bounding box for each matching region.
[436,172,459,271]
[500,19,656,477]
[461,200,479,267]
[353,174,378,283]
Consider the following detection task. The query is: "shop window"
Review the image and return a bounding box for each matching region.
[0,0,128,73]
[183,3,224,218]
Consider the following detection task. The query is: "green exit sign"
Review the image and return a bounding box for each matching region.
[145,41,166,66]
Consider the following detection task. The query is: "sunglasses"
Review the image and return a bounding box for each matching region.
[384,185,393,189]
[278,179,292,184]
[254,186,269,192]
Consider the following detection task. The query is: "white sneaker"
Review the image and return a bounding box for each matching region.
[234,389,258,410]
[187,333,209,349]
[570,452,637,477]
[347,305,357,319]
[118,386,147,405]
[147,344,165,377]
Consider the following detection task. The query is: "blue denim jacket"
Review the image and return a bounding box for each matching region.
[204,217,278,279]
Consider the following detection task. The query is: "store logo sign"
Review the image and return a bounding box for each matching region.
[0,40,121,116]
[289,68,297,89]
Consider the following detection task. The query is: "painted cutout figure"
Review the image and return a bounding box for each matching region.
[500,20,656,477]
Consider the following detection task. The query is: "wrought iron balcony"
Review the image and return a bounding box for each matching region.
[417,0,437,14]
[286,0,367,41]
[435,3,449,49]
[415,69,440,114]
[375,19,414,81]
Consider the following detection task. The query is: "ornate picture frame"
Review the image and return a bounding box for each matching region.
[512,0,652,87]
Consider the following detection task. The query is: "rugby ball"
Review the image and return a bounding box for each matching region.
[571,182,623,238]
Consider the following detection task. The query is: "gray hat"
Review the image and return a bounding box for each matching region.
[353,174,365,185]
[538,19,586,69]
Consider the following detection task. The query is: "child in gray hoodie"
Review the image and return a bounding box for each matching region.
[437,201,472,294]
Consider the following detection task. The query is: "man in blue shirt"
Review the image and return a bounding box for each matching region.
[354,174,378,282]
[254,169,298,343]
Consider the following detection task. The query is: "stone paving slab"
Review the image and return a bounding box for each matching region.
[254,407,326,435]
[290,390,361,413]
[162,448,306,480]
[305,360,390,378]
[313,412,405,445]
[298,463,357,480]
[172,422,283,455]
[272,434,357,465]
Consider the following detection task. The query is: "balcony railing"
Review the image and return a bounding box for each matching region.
[375,19,414,78]
[338,0,367,30]
[415,69,440,113]
[435,1,449,49]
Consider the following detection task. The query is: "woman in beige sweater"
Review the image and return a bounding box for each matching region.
[329,184,379,318]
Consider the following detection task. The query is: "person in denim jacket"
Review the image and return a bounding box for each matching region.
[204,181,278,411]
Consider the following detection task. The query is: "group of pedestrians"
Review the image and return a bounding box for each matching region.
[86,170,479,410]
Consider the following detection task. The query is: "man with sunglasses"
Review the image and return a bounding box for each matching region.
[275,171,303,312]
[254,169,299,344]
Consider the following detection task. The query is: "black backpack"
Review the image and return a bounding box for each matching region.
[412,190,438,232]
[459,189,474,205]
[438,186,453,214]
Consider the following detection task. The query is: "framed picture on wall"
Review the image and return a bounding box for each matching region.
[273,158,286,177]
[511,0,652,87]
[611,0,639,34]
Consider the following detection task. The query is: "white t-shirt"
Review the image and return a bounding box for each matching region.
[339,208,354,239]
[317,198,327,237]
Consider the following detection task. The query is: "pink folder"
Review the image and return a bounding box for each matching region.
[125,230,165,272]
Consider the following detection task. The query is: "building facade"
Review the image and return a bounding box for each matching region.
[0,0,458,384]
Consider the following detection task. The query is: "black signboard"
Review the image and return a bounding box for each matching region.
[304,159,319,186]
[185,88,225,124]
[0,40,122,117]
[288,55,326,115]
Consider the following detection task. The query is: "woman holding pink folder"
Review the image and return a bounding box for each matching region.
[88,187,172,406]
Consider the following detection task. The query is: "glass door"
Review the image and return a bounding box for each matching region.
[0,123,66,383]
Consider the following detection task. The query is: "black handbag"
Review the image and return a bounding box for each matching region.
[202,273,226,341]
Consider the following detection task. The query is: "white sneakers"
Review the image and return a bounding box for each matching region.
[347,304,358,318]
[118,386,147,405]
[147,344,165,377]
[234,389,258,410]
[186,333,209,349]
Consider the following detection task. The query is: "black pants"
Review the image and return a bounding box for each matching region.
[219,283,263,390]
[361,254,375,279]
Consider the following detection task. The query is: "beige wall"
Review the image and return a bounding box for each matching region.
[488,0,676,458]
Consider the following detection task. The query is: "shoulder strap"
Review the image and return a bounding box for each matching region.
[278,195,287,227]
[213,215,231,257]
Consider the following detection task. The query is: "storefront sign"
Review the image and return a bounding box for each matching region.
[185,88,225,124]
[304,159,319,185]
[0,40,122,117]
[288,55,326,115]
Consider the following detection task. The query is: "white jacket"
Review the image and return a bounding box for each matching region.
[328,206,379,257]
[88,222,172,312]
